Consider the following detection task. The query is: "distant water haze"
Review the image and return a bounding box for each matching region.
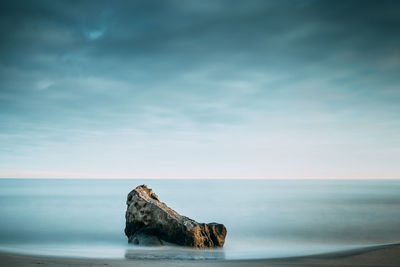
[0,179,399,259]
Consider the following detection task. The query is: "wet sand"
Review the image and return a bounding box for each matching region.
[0,243,399,267]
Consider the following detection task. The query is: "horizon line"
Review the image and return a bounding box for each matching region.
[1,177,399,180]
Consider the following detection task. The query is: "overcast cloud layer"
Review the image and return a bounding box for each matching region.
[1,0,399,178]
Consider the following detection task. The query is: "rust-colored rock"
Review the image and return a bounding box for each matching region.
[124,185,227,248]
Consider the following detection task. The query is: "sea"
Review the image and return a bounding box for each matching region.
[0,179,399,260]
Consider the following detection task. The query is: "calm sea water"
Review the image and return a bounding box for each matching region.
[0,179,399,260]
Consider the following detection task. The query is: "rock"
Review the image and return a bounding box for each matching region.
[124,184,227,248]
[128,228,164,246]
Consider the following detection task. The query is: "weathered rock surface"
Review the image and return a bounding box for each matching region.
[124,185,227,248]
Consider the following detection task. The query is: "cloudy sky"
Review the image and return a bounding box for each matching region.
[0,0,399,178]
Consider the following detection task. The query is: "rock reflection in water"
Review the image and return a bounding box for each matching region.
[125,246,225,260]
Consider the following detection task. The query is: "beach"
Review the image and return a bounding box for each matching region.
[1,243,399,267]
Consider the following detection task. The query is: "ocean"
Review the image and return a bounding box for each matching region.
[0,179,399,260]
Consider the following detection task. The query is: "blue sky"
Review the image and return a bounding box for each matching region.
[0,0,399,178]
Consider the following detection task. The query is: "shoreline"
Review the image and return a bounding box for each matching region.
[0,243,399,267]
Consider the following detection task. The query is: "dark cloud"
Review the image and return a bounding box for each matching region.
[2,1,400,67]
[1,0,399,107]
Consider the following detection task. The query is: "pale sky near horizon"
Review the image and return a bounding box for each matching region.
[1,0,399,179]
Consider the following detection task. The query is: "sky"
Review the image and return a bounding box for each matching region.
[0,0,399,179]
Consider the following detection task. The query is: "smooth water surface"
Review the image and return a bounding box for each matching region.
[0,179,399,259]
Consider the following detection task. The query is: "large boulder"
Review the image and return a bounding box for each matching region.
[124,185,227,248]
